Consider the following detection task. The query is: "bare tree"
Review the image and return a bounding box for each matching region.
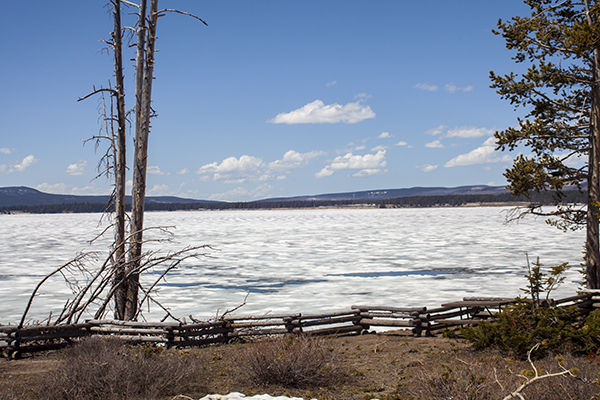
[66,0,207,322]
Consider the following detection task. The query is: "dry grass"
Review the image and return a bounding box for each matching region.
[1,330,599,399]
[0,337,207,400]
[236,334,346,388]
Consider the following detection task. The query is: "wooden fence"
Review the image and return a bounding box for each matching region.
[0,293,593,360]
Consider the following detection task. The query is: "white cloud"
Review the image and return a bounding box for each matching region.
[267,150,323,172]
[416,164,438,173]
[176,167,189,175]
[36,182,68,193]
[0,148,11,155]
[326,80,337,87]
[371,145,387,152]
[1,155,37,174]
[395,141,408,146]
[444,137,512,167]
[378,132,391,139]
[66,160,87,176]
[425,140,444,148]
[208,184,273,201]
[268,99,375,124]
[446,126,494,138]
[147,184,170,195]
[147,165,166,175]
[414,83,439,92]
[444,83,474,93]
[425,125,447,135]
[352,169,384,177]
[316,150,387,178]
[197,150,323,183]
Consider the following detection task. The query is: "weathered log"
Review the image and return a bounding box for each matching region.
[463,297,515,302]
[177,321,225,331]
[352,305,426,313]
[174,336,229,347]
[428,308,478,321]
[226,313,300,321]
[13,323,92,336]
[359,311,415,319]
[304,324,365,336]
[228,328,289,337]
[14,329,89,342]
[430,319,480,327]
[176,327,230,338]
[229,320,289,328]
[88,319,180,328]
[293,315,361,328]
[91,334,167,343]
[296,310,358,320]
[89,326,169,335]
[553,293,590,304]
[360,318,418,327]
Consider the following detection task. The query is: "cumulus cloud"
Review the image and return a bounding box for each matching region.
[326,80,337,87]
[371,145,387,152]
[378,132,391,139]
[425,140,444,148]
[1,155,37,174]
[268,98,375,124]
[416,164,438,173]
[395,141,408,146]
[208,184,273,201]
[147,165,166,175]
[444,83,473,93]
[36,182,68,193]
[66,160,87,176]
[414,83,439,92]
[316,150,387,178]
[444,137,512,167]
[446,126,494,138]
[0,148,11,154]
[267,150,323,172]
[176,167,189,175]
[425,125,447,135]
[147,184,170,195]
[197,150,323,183]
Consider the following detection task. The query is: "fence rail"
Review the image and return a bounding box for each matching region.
[0,293,594,360]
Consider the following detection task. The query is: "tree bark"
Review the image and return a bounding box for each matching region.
[126,0,158,320]
[586,2,600,289]
[587,61,600,289]
[111,0,128,320]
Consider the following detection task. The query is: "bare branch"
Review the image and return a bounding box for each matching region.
[78,87,118,102]
[157,9,208,26]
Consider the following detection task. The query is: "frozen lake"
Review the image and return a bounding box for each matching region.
[0,206,586,324]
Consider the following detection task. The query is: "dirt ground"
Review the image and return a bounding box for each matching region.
[1,329,598,400]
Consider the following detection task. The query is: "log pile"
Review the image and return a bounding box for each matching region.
[0,293,593,360]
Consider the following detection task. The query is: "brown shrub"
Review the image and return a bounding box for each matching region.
[404,348,600,400]
[32,337,206,400]
[236,334,345,389]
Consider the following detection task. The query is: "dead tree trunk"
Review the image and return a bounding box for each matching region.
[126,0,158,320]
[110,0,129,320]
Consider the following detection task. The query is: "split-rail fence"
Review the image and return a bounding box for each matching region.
[1,291,596,360]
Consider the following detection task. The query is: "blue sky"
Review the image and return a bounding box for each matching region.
[0,1,535,202]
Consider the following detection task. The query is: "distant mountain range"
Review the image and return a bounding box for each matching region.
[0,186,206,208]
[0,185,510,208]
[258,185,510,202]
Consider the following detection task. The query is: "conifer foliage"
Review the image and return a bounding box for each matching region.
[492,0,600,288]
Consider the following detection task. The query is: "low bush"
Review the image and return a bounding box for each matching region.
[461,301,584,356]
[405,348,600,400]
[34,337,206,400]
[237,334,345,388]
